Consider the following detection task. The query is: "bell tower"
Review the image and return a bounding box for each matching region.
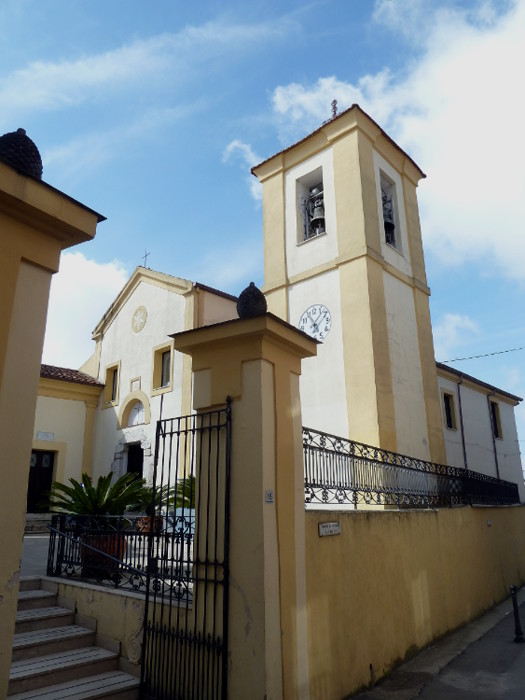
[252,105,446,462]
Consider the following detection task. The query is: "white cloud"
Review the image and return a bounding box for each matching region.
[432,313,480,362]
[42,253,129,369]
[43,105,199,182]
[222,139,263,202]
[269,0,525,280]
[0,18,297,130]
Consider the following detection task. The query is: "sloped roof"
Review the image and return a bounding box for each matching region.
[251,103,425,180]
[91,267,239,340]
[40,364,103,386]
[436,361,522,403]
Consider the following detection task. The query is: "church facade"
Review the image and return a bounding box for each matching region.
[31,105,524,504]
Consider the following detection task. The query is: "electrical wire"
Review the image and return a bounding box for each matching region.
[440,346,525,364]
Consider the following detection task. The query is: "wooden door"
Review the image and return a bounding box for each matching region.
[27,450,54,512]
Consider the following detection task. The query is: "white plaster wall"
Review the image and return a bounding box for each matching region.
[91,282,188,481]
[373,151,412,278]
[34,396,85,481]
[285,149,339,280]
[383,272,430,460]
[437,376,466,469]
[201,291,237,326]
[289,269,349,438]
[459,386,499,478]
[495,401,525,500]
[437,375,524,499]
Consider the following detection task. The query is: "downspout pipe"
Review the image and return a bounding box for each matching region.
[457,376,468,471]
[487,392,500,480]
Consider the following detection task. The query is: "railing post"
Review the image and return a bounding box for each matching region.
[510,585,524,643]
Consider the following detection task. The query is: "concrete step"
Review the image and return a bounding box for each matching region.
[15,605,74,634]
[17,588,57,611]
[7,670,140,700]
[12,624,95,662]
[8,646,119,695]
[18,577,44,592]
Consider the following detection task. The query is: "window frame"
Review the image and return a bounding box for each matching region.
[380,172,400,251]
[441,390,457,430]
[490,400,503,439]
[103,361,120,407]
[296,166,326,244]
[151,342,174,396]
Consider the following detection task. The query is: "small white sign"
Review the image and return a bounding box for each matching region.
[318,521,341,537]
[265,489,274,504]
[36,431,54,441]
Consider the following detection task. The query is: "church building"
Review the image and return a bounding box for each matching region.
[31,104,524,508]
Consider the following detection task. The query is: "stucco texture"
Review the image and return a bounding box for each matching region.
[305,505,525,699]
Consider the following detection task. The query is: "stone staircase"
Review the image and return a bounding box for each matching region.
[8,577,140,699]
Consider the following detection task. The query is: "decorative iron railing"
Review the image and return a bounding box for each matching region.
[47,511,195,597]
[303,426,520,508]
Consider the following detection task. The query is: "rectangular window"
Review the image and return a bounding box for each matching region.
[381,173,398,249]
[152,343,173,395]
[103,362,120,406]
[296,167,325,242]
[161,350,171,387]
[442,392,457,430]
[490,400,503,439]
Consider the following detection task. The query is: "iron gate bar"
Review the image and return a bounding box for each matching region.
[141,399,231,700]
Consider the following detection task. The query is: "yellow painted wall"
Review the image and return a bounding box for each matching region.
[0,262,52,688]
[0,158,101,695]
[53,580,145,665]
[34,396,86,482]
[305,505,525,699]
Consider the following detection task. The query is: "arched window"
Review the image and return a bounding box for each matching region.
[127,400,145,426]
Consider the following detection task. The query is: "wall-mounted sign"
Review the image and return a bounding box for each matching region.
[36,431,54,441]
[318,521,341,537]
[265,489,274,504]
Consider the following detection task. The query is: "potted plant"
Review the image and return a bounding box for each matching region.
[136,483,176,534]
[49,471,146,579]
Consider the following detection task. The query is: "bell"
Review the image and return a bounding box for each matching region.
[384,219,395,245]
[310,204,325,233]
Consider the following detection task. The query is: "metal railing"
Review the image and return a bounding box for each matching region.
[47,511,195,597]
[303,426,520,508]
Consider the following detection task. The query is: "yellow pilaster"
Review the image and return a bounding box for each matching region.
[174,314,316,699]
[0,159,102,695]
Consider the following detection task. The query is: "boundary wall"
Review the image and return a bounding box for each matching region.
[306,504,525,698]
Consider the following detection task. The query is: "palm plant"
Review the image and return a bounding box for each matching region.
[49,471,146,517]
[175,475,195,509]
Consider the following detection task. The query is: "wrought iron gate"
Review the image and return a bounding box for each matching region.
[141,400,231,699]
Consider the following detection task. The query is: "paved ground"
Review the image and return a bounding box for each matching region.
[353,588,525,699]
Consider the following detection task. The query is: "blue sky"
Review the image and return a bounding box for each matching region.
[3,0,524,445]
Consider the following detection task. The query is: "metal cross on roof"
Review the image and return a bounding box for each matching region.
[142,249,150,267]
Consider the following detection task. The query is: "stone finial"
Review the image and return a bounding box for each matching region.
[0,127,43,179]
[237,282,267,319]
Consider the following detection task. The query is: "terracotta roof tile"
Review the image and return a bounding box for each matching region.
[40,364,104,387]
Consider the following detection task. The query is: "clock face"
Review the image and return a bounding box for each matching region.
[299,304,332,342]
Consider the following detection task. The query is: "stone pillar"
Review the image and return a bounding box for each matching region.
[0,150,102,694]
[174,313,317,700]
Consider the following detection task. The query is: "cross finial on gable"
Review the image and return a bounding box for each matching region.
[142,249,151,268]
